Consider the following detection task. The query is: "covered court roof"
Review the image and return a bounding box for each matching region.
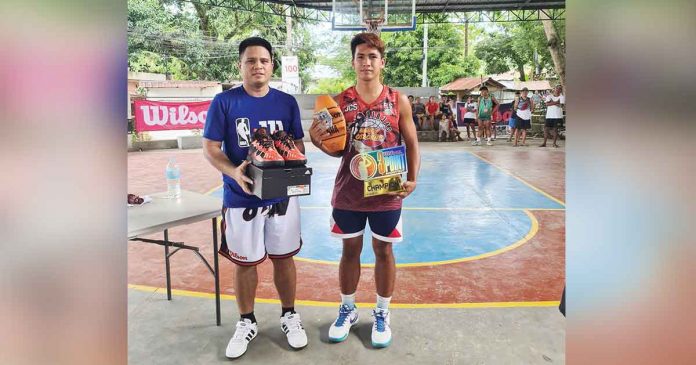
[262,0,565,13]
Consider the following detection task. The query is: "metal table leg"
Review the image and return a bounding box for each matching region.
[164,229,172,300]
[213,217,221,326]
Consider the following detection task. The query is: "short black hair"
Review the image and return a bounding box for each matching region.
[350,32,385,59]
[479,86,488,91]
[408,95,414,99]
[238,37,273,59]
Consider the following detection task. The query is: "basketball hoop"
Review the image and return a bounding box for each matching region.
[332,0,416,33]
[362,13,384,34]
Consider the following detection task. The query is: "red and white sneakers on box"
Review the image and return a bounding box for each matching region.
[247,127,285,167]
[272,130,307,166]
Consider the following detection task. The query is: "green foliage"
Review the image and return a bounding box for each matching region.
[307,77,354,94]
[128,0,565,89]
[382,23,481,87]
[128,0,319,90]
[475,20,565,80]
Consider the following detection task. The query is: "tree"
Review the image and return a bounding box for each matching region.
[382,23,481,87]
[128,0,319,90]
[475,20,565,81]
[541,17,565,87]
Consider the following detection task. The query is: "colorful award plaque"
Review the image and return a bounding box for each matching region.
[349,145,408,197]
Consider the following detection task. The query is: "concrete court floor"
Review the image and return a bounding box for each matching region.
[128,139,566,364]
[128,287,565,365]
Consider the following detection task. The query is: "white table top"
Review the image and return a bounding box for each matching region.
[128,190,221,239]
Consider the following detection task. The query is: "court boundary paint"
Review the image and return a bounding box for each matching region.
[468,151,566,206]
[295,209,539,267]
[129,283,560,309]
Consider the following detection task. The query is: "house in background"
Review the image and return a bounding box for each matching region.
[441,71,555,104]
[439,76,507,102]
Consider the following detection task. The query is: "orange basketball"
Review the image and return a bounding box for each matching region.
[314,95,347,154]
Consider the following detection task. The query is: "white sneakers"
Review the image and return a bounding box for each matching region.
[371,308,392,348]
[226,306,393,357]
[329,305,392,348]
[280,312,308,350]
[225,319,258,359]
[226,313,308,359]
[328,304,359,342]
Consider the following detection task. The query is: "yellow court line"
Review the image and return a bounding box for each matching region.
[128,284,559,309]
[294,209,539,268]
[204,183,223,196]
[468,151,566,207]
[298,206,564,211]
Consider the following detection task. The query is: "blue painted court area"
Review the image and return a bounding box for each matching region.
[211,150,562,264]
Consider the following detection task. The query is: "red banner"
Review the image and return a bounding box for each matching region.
[134,100,211,132]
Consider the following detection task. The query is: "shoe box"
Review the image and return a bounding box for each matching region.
[246,164,313,200]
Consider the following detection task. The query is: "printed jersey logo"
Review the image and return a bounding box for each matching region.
[259,120,284,134]
[343,103,358,113]
[382,99,394,116]
[350,110,391,151]
[236,118,251,147]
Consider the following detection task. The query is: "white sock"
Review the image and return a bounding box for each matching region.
[376,294,391,310]
[487,137,491,142]
[476,137,480,142]
[341,292,356,307]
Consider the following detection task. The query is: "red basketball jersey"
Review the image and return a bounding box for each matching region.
[331,85,403,212]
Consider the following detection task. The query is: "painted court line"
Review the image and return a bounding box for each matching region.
[299,206,564,211]
[294,209,539,267]
[128,284,560,309]
[468,151,566,207]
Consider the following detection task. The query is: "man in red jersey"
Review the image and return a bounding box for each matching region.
[309,32,420,348]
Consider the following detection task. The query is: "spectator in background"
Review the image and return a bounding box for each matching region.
[513,87,533,147]
[462,96,477,140]
[447,96,456,118]
[531,90,542,111]
[507,91,521,143]
[448,114,463,141]
[438,114,450,142]
[474,86,498,146]
[440,96,452,121]
[540,85,565,148]
[438,99,453,142]
[413,96,426,130]
[408,95,420,130]
[425,96,440,131]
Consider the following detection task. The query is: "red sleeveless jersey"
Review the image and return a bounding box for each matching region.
[331,85,403,212]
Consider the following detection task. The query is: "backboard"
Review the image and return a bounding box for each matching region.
[332,0,417,33]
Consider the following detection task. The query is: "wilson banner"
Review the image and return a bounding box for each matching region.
[134,99,210,132]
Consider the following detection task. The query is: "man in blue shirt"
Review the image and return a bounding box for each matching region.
[202,37,307,359]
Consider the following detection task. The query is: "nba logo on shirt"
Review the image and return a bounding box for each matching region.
[236,118,251,147]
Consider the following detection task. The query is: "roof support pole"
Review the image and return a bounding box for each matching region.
[421,23,428,87]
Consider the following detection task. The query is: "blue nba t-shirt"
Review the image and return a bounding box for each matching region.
[203,86,304,208]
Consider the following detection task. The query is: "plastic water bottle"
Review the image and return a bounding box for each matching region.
[165,157,181,198]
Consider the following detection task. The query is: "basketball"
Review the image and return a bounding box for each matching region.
[314,95,347,153]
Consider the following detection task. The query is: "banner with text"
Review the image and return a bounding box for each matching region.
[456,101,513,126]
[281,56,301,94]
[134,99,210,132]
